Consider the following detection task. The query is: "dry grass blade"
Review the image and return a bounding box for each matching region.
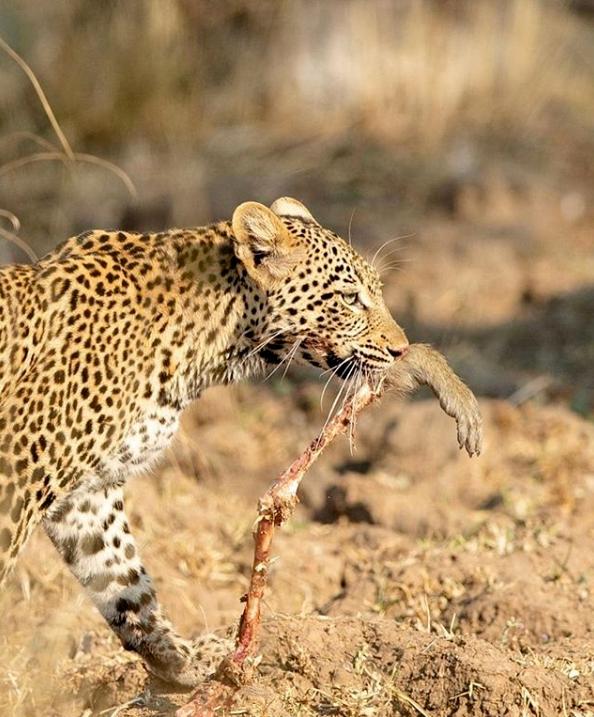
[0,34,74,160]
[71,153,137,198]
[0,130,59,154]
[0,170,38,263]
[0,227,37,262]
[0,209,20,232]
[0,151,137,199]
[0,35,137,199]
[393,687,432,717]
[0,151,69,178]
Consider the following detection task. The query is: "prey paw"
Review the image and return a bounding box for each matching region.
[455,391,483,457]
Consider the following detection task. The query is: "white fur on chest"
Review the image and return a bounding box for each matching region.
[100,407,181,481]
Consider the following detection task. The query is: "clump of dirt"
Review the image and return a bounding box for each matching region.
[254,616,591,717]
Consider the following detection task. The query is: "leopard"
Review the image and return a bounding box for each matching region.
[0,197,409,687]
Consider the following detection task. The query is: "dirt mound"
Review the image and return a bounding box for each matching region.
[57,614,592,716]
[255,616,590,717]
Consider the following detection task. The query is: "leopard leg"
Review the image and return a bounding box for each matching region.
[0,495,41,587]
[43,483,206,687]
[0,467,45,588]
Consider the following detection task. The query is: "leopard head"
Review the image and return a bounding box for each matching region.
[232,197,408,382]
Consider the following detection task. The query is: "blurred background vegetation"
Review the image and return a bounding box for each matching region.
[0,0,593,412]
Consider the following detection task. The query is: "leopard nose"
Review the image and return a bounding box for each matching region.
[387,345,408,359]
[383,321,408,359]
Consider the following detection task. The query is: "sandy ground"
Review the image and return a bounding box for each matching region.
[1,168,594,717]
[1,391,593,716]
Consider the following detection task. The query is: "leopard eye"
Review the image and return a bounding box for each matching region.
[341,290,365,309]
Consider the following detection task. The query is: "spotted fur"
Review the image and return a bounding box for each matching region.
[0,197,408,685]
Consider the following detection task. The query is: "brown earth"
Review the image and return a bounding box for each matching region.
[1,378,594,716]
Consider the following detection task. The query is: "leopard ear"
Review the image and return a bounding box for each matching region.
[270,197,318,224]
[232,201,302,288]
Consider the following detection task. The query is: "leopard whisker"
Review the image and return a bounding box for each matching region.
[319,357,353,412]
[374,244,407,263]
[347,207,356,247]
[281,338,304,379]
[319,355,352,378]
[318,362,357,443]
[370,233,414,268]
[241,328,289,366]
[263,336,302,382]
[377,262,409,278]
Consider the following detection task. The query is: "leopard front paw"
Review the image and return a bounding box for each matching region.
[144,633,235,689]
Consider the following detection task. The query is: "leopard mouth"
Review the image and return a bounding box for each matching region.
[328,351,394,380]
[302,340,390,378]
[325,351,359,379]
